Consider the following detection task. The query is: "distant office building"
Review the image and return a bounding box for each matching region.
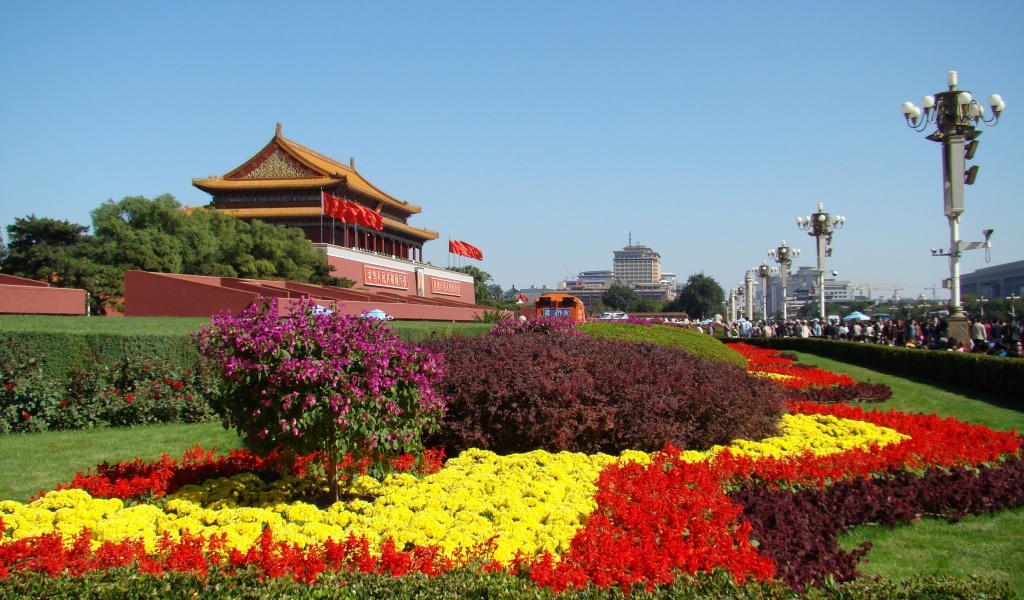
[517,285,556,303]
[660,272,678,290]
[762,266,852,317]
[560,271,613,313]
[613,244,662,286]
[960,259,1024,297]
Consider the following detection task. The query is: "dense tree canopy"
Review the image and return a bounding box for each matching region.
[634,298,663,313]
[666,273,725,320]
[602,283,640,312]
[1,195,351,314]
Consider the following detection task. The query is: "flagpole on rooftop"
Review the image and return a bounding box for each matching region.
[319,190,324,244]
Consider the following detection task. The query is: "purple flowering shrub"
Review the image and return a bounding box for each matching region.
[488,315,584,337]
[192,297,445,500]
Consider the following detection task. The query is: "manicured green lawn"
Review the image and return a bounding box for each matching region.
[796,352,1024,597]
[840,507,1024,595]
[0,421,243,502]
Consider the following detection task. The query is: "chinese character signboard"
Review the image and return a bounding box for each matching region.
[364,266,409,290]
[430,277,462,297]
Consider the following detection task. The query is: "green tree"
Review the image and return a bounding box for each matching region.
[635,298,663,313]
[602,283,640,312]
[0,232,7,265]
[669,273,725,320]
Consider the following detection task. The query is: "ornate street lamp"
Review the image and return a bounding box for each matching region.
[753,261,777,321]
[744,270,755,321]
[797,203,845,322]
[767,241,800,321]
[902,70,1003,343]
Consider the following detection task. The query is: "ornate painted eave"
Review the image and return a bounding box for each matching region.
[191,124,422,216]
[189,206,440,241]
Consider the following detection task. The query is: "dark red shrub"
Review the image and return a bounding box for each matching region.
[785,382,893,404]
[422,333,785,455]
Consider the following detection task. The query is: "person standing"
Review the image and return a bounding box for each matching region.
[969,318,988,352]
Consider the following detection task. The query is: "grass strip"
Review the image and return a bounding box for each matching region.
[0,421,242,502]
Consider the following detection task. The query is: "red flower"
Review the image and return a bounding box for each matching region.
[126,394,134,403]
[22,413,30,420]
[172,381,183,389]
[60,400,68,407]
[4,384,13,391]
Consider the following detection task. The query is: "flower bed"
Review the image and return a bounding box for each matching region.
[1,341,1022,594]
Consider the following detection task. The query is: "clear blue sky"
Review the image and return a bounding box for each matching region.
[2,1,1022,302]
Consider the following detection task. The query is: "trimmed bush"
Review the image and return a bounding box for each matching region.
[423,333,784,456]
[579,322,748,369]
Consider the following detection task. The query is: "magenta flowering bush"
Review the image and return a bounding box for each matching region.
[192,297,446,500]
[488,315,584,337]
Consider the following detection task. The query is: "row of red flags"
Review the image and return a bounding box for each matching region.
[321,192,383,231]
[449,239,483,261]
[323,191,483,260]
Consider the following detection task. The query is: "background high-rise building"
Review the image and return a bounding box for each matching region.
[613,243,662,286]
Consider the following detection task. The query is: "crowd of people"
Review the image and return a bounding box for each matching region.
[723,315,1024,358]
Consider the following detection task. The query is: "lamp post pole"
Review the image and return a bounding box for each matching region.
[749,268,757,319]
[768,241,800,322]
[902,71,1003,343]
[753,262,776,322]
[728,288,738,323]
[797,203,845,322]
[978,296,988,318]
[1008,293,1020,320]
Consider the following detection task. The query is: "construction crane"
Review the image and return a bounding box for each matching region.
[923,285,942,300]
[853,284,906,300]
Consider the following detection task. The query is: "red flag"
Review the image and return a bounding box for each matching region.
[517,292,529,303]
[334,199,383,231]
[358,204,384,231]
[449,239,483,260]
[463,241,483,260]
[322,192,343,219]
[338,200,356,224]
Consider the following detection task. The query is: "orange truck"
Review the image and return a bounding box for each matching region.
[534,293,588,323]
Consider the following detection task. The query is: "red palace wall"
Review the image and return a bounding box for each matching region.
[316,244,475,305]
[123,246,483,322]
[0,274,87,315]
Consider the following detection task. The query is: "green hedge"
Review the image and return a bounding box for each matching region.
[0,568,1010,599]
[732,337,1024,403]
[0,320,491,384]
[579,323,748,368]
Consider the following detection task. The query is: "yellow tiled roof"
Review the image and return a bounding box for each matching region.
[202,206,439,241]
[191,127,422,215]
[192,177,338,192]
